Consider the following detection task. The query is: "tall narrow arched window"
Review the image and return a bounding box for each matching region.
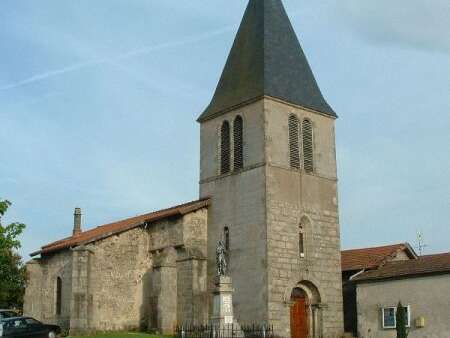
[224,226,230,252]
[298,226,305,258]
[302,119,314,173]
[289,115,300,169]
[233,116,244,171]
[220,121,231,174]
[56,277,62,315]
[299,216,311,258]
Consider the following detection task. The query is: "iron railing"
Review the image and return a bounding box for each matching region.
[175,324,274,338]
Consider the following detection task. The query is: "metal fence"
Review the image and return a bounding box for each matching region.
[175,324,274,338]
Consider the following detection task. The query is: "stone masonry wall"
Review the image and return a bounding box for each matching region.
[88,226,152,332]
[176,209,209,325]
[23,260,43,320]
[24,250,73,330]
[200,100,269,324]
[266,191,343,338]
[265,98,344,338]
[24,207,208,334]
[70,246,93,333]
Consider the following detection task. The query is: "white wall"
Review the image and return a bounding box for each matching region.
[357,274,450,338]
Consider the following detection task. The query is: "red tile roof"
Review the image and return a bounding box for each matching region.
[341,243,417,272]
[353,252,450,282]
[30,198,210,257]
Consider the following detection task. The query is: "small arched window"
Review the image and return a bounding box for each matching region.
[233,116,244,171]
[56,277,62,315]
[289,115,300,169]
[224,226,230,251]
[220,121,231,174]
[302,119,314,173]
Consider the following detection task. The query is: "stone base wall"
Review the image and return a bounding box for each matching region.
[266,166,343,338]
[267,198,343,337]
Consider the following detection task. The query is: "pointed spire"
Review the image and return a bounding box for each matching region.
[198,0,336,122]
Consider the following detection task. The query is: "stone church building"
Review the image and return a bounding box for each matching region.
[24,1,344,337]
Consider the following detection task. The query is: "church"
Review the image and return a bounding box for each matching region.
[24,1,344,337]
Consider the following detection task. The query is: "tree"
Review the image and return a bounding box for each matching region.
[0,199,27,309]
[396,302,409,338]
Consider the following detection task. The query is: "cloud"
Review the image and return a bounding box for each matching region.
[0,25,233,91]
[337,0,450,53]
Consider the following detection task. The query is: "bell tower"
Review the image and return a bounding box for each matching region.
[198,1,343,337]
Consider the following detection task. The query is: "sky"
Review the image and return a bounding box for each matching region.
[0,0,449,259]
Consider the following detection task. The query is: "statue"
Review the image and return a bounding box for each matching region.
[216,240,227,276]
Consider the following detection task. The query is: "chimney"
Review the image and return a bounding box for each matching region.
[73,208,82,236]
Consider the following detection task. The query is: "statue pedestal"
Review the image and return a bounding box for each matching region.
[211,276,235,327]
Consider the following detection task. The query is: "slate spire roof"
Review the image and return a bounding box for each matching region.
[198,0,336,122]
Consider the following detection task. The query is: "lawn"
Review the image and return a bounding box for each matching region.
[68,333,169,338]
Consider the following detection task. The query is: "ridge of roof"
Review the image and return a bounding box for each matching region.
[341,243,418,272]
[354,252,450,282]
[198,0,336,122]
[30,198,210,257]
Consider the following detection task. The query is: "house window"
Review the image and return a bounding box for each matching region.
[288,115,300,169]
[233,116,244,171]
[302,119,314,173]
[56,277,62,315]
[220,121,231,174]
[382,305,411,329]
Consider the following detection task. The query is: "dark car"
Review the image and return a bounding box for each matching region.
[0,311,19,320]
[0,317,61,338]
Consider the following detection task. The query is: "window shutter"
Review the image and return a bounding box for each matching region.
[302,119,314,173]
[233,116,244,170]
[221,121,231,174]
[289,115,300,169]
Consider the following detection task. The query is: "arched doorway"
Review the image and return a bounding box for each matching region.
[289,281,322,338]
[290,288,309,338]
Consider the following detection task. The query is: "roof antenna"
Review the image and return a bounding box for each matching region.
[415,231,428,256]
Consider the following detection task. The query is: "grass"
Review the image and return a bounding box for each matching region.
[68,333,169,338]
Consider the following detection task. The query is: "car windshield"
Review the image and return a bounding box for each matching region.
[0,311,17,319]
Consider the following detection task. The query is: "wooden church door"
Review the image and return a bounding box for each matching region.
[291,289,309,338]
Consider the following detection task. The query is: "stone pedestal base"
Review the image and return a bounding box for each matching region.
[211,276,237,327]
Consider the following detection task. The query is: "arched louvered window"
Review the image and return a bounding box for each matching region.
[220,121,231,174]
[233,116,244,171]
[288,115,300,169]
[302,119,314,173]
[56,277,62,315]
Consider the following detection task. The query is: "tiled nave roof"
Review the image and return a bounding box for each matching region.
[30,198,210,257]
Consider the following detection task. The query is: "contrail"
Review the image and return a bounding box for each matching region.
[0,26,234,91]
